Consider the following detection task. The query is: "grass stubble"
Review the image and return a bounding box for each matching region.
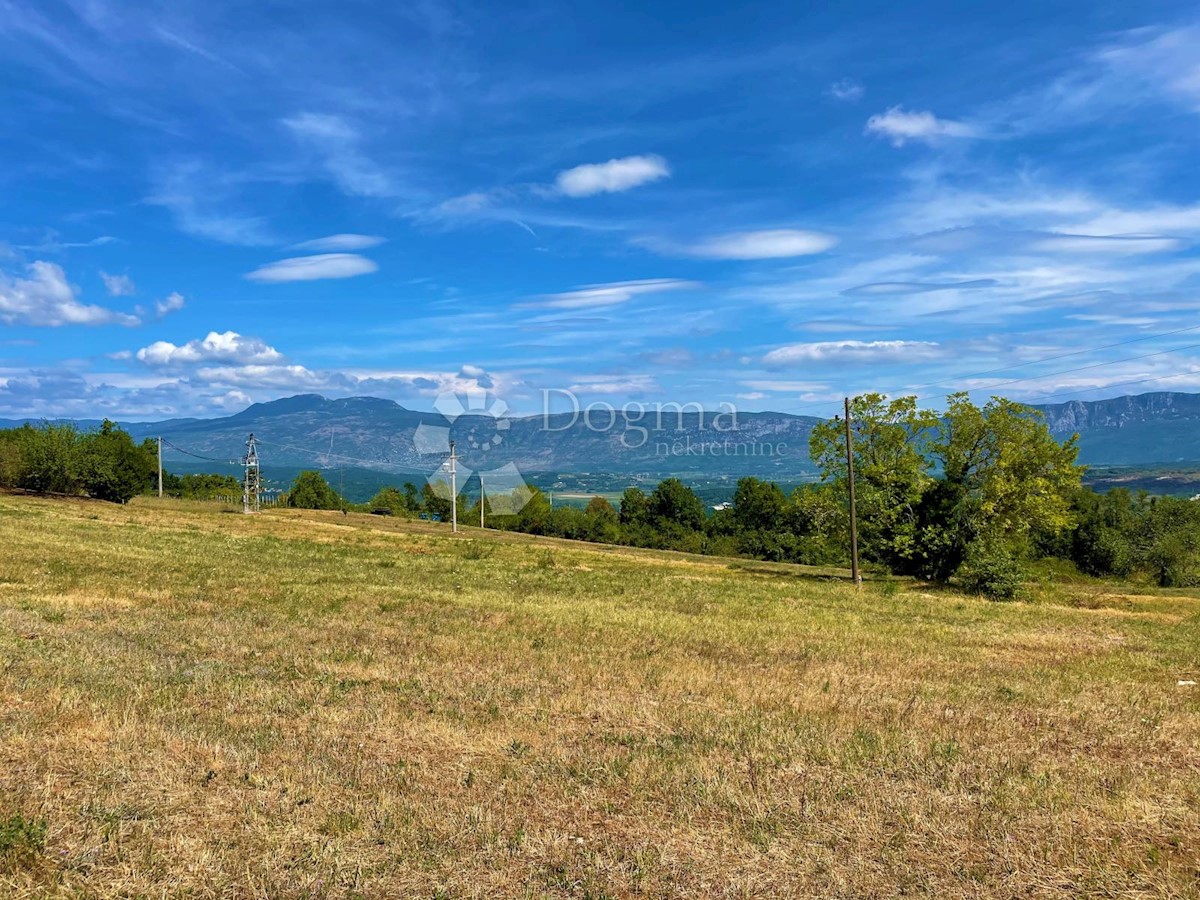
[0,493,1197,898]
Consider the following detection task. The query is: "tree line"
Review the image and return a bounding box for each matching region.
[334,391,1197,595]
[4,394,1198,594]
[0,421,242,503]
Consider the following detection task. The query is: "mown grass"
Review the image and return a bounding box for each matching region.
[1,492,1198,898]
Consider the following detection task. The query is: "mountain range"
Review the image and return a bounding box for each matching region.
[4,391,1200,478]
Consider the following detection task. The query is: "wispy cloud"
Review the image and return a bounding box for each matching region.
[665,229,837,260]
[245,253,379,283]
[100,271,136,296]
[282,113,395,198]
[842,279,998,296]
[555,155,670,197]
[154,292,185,317]
[148,161,275,246]
[522,278,697,310]
[865,106,978,146]
[1,261,139,327]
[828,78,864,102]
[763,340,943,366]
[291,233,386,252]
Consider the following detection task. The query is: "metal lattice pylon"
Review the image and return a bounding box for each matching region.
[242,433,261,514]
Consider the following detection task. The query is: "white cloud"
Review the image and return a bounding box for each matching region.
[680,229,837,259]
[1065,202,1200,237]
[865,106,978,146]
[741,380,829,393]
[194,363,323,388]
[736,391,766,400]
[0,261,139,327]
[100,271,136,296]
[434,193,495,216]
[283,112,357,142]
[155,292,186,317]
[291,234,386,252]
[828,78,864,102]
[148,161,275,246]
[1097,26,1200,113]
[245,253,378,283]
[763,340,943,366]
[137,331,284,366]
[282,113,394,198]
[525,278,697,310]
[555,155,670,197]
[565,374,658,394]
[1031,234,1183,254]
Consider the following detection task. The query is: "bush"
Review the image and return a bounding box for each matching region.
[959,539,1025,601]
[286,471,344,510]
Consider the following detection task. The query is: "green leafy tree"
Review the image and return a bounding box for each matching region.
[78,420,156,503]
[286,471,344,510]
[368,486,408,515]
[648,478,706,532]
[515,486,552,533]
[914,393,1083,584]
[17,423,82,495]
[731,477,787,532]
[421,482,452,520]
[583,496,621,543]
[618,487,649,527]
[809,394,937,570]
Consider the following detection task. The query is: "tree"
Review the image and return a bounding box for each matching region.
[402,482,421,513]
[78,420,156,503]
[515,486,552,533]
[648,478,706,532]
[583,496,621,543]
[618,487,649,527]
[421,482,452,521]
[914,393,1083,584]
[368,486,408,515]
[809,394,937,570]
[731,477,786,532]
[286,471,344,510]
[17,423,82,495]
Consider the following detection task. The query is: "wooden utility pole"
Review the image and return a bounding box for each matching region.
[844,397,862,587]
[157,436,163,498]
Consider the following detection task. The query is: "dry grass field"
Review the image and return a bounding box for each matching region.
[1,492,1198,898]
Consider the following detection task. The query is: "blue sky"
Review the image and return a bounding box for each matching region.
[3,0,1200,420]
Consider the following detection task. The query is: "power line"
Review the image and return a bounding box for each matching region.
[252,437,428,473]
[159,438,240,465]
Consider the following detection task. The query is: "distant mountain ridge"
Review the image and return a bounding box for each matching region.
[1035,392,1200,465]
[3,390,1199,475]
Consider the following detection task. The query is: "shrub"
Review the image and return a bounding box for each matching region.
[959,539,1025,601]
[286,471,344,510]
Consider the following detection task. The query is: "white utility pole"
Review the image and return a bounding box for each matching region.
[157,436,163,498]
[448,440,458,533]
[480,477,485,528]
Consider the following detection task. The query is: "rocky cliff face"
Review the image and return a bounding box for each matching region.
[1032,392,1200,464]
